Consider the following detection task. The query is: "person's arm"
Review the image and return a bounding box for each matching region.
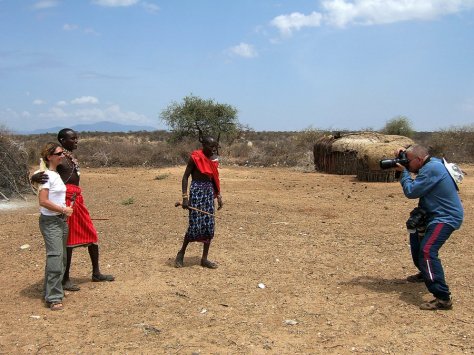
[38,189,73,216]
[216,194,223,210]
[400,166,441,199]
[31,171,49,184]
[181,158,195,209]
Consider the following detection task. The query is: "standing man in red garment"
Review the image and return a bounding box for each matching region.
[175,136,223,269]
[32,128,114,290]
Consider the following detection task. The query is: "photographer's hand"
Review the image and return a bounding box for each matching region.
[395,163,406,172]
[394,147,405,158]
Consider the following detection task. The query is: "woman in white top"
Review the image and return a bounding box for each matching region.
[38,142,73,311]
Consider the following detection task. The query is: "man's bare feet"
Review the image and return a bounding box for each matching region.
[92,273,115,282]
[62,279,80,291]
[175,252,184,268]
[201,259,218,269]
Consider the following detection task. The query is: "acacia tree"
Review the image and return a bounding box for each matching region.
[381,115,414,138]
[160,95,244,143]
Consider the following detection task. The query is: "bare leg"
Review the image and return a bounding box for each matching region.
[89,244,114,282]
[63,247,73,282]
[201,242,217,269]
[175,239,189,268]
[62,248,80,291]
[88,244,100,275]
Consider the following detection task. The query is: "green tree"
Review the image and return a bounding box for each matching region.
[381,115,414,137]
[160,95,245,143]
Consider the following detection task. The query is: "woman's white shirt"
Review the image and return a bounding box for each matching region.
[39,170,66,216]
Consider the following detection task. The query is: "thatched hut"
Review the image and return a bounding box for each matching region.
[313,132,414,182]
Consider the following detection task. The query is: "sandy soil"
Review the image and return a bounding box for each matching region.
[0,165,473,354]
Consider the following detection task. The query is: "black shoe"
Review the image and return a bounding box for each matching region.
[406,272,424,283]
[420,297,453,310]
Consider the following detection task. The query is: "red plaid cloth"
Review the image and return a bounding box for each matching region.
[66,184,98,247]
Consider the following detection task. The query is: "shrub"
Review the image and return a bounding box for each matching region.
[381,116,414,138]
[0,126,33,199]
[10,126,474,173]
[430,125,474,163]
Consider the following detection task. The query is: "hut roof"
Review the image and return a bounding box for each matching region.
[326,132,413,154]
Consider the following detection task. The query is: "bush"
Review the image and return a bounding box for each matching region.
[381,116,414,138]
[430,125,474,163]
[0,127,33,199]
[10,126,474,175]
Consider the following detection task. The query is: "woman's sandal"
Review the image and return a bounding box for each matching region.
[49,302,64,311]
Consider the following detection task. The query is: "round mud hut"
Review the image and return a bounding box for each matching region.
[313,132,414,182]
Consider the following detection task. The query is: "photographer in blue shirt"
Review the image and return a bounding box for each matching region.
[395,145,463,310]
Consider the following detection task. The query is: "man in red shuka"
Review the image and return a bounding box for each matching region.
[175,136,224,269]
[31,129,114,291]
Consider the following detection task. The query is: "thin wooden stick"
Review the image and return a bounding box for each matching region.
[174,202,215,216]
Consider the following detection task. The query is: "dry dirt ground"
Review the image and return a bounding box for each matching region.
[1,165,473,354]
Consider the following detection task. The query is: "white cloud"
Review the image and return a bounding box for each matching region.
[63,24,99,35]
[63,24,79,31]
[39,107,68,118]
[72,108,106,121]
[84,27,100,35]
[229,43,258,58]
[270,0,474,34]
[0,108,31,130]
[70,96,99,105]
[92,0,140,7]
[71,105,149,124]
[142,2,159,13]
[103,105,149,123]
[322,0,474,27]
[56,100,68,106]
[33,99,46,105]
[32,0,60,10]
[270,11,323,36]
[36,104,149,125]
[34,101,149,125]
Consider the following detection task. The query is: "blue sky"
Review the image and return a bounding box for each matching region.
[1,0,473,133]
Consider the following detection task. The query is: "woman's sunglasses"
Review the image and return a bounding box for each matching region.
[51,151,64,156]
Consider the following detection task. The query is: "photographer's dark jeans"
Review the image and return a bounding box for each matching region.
[410,223,454,301]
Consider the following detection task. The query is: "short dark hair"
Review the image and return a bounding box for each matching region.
[201,136,216,145]
[57,128,74,142]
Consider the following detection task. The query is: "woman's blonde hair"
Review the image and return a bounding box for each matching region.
[40,142,61,166]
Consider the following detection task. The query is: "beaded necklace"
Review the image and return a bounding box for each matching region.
[62,149,80,183]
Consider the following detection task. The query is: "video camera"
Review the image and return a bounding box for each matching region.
[379,150,410,169]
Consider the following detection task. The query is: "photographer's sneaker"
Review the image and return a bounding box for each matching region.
[419,297,453,310]
[406,272,424,283]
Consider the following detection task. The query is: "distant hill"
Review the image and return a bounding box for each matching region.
[18,121,158,134]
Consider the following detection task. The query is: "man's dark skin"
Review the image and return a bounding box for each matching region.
[175,137,223,269]
[32,129,113,290]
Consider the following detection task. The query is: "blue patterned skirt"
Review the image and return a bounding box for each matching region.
[185,180,215,243]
